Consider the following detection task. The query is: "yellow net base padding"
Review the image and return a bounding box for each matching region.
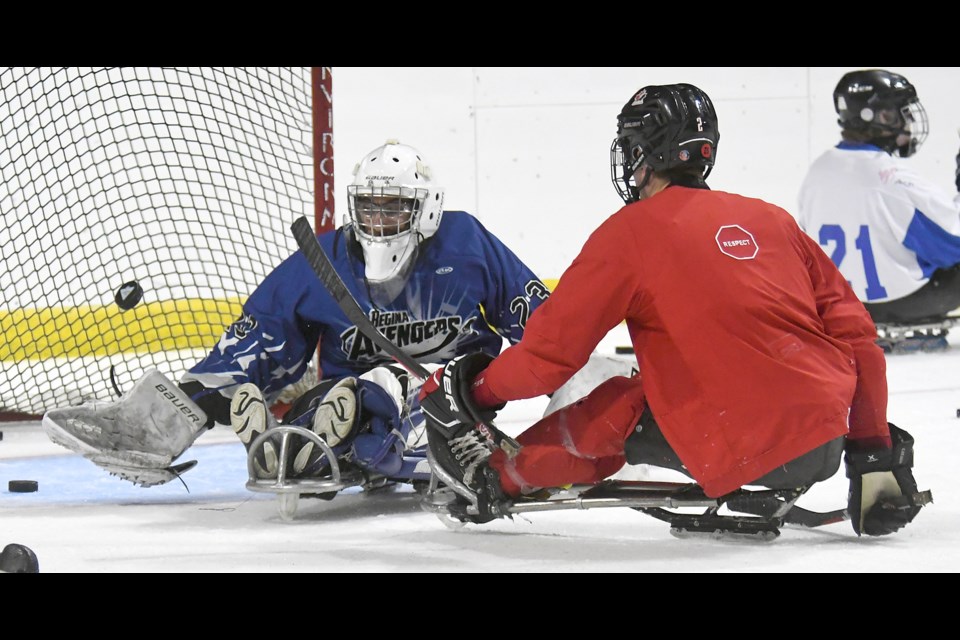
[2,280,562,363]
[1,297,244,361]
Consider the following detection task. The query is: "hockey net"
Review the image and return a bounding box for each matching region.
[0,67,324,419]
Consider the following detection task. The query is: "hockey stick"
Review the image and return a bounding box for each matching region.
[291,216,430,379]
[290,216,521,456]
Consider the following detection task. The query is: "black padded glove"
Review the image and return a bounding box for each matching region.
[179,380,229,428]
[845,424,932,536]
[955,146,960,192]
[418,352,502,439]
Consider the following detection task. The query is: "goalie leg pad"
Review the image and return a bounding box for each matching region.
[292,377,358,475]
[231,384,279,479]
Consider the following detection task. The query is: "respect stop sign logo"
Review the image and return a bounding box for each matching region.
[715,225,758,260]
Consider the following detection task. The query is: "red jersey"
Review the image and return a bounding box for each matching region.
[480,186,888,497]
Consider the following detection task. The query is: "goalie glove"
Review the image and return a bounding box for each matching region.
[845,424,933,536]
[42,369,208,487]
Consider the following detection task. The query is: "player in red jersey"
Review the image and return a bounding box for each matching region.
[421,83,928,537]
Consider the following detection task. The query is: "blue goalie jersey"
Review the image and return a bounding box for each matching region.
[182,211,549,403]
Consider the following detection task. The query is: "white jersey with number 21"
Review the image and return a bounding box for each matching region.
[798,142,960,303]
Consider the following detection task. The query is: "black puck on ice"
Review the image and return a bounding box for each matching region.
[615,345,635,355]
[8,480,38,493]
[0,543,39,573]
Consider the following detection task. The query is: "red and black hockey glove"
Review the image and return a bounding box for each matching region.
[845,423,932,536]
[418,352,502,439]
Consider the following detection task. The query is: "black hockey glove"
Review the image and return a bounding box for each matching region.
[418,352,503,439]
[179,380,229,428]
[955,145,960,192]
[845,424,932,536]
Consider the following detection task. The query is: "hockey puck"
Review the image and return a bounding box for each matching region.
[615,345,635,355]
[8,480,38,493]
[0,543,39,573]
[115,280,144,310]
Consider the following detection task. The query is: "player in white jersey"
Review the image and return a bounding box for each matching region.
[798,69,960,351]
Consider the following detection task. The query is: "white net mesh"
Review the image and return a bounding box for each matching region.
[0,67,314,416]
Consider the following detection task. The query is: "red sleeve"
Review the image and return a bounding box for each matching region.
[799,232,891,449]
[480,223,637,403]
[470,367,505,409]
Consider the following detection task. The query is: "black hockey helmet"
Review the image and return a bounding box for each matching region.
[833,69,928,158]
[610,83,719,204]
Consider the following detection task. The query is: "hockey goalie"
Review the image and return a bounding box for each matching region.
[42,139,550,493]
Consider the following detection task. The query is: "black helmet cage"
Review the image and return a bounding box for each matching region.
[833,69,928,158]
[611,83,719,204]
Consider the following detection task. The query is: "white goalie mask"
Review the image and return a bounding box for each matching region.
[346,140,445,283]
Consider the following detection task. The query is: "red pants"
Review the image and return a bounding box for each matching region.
[489,376,646,497]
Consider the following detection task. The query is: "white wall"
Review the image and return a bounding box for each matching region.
[332,67,960,281]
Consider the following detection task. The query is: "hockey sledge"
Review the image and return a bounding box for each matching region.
[875,316,958,354]
[421,450,847,541]
[243,425,432,521]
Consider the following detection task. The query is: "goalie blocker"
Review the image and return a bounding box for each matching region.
[42,369,208,487]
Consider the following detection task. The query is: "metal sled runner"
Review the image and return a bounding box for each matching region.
[421,451,848,541]
[245,427,848,537]
[243,425,431,520]
[875,316,957,354]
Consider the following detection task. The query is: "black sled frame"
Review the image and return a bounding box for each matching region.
[875,317,957,354]
[422,453,847,540]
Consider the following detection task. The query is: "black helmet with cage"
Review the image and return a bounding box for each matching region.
[610,83,719,204]
[833,69,928,158]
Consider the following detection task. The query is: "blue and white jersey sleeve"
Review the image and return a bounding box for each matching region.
[180,244,326,403]
[182,211,548,404]
[798,142,960,302]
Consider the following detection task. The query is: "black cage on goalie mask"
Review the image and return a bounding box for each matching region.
[610,83,719,203]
